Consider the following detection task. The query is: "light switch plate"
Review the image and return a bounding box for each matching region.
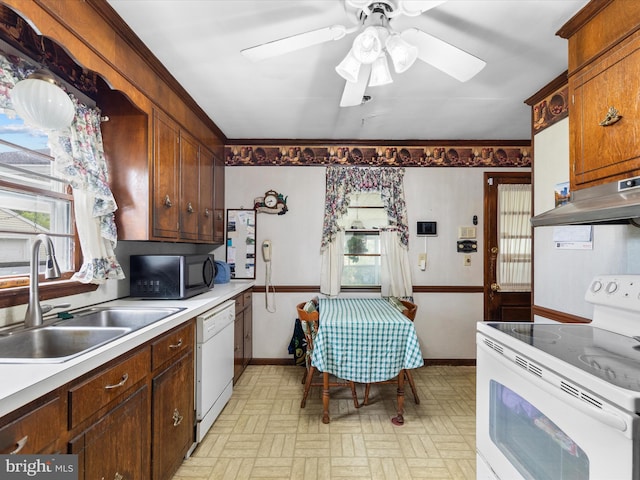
[459,226,477,239]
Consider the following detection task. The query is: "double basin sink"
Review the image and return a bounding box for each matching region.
[0,306,184,363]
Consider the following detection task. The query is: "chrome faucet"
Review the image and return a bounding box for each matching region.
[24,234,62,328]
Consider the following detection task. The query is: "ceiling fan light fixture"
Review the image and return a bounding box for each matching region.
[386,33,418,73]
[368,54,393,86]
[352,26,382,64]
[335,49,362,82]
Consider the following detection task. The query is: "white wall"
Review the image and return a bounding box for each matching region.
[218,165,525,360]
[533,118,640,320]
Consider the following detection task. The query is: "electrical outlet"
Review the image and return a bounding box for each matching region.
[464,255,472,266]
[418,253,427,270]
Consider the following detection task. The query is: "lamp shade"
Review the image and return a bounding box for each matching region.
[352,26,382,64]
[386,34,418,73]
[368,54,393,87]
[336,49,362,83]
[11,71,75,130]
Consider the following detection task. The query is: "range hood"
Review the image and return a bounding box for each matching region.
[530,176,640,227]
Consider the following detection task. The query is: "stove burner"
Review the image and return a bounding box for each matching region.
[509,325,561,344]
[558,325,594,339]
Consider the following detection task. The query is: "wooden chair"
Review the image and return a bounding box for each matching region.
[363,299,420,406]
[296,302,359,413]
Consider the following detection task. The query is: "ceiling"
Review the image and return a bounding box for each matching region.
[106,0,589,142]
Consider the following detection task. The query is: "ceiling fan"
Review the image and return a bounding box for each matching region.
[241,0,486,107]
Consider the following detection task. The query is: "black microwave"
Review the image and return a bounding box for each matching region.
[129,254,215,299]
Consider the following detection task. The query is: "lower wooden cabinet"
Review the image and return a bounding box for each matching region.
[70,385,149,480]
[0,318,197,480]
[151,324,195,480]
[0,395,65,454]
[233,289,253,383]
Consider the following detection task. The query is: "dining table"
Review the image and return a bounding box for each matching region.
[311,297,424,424]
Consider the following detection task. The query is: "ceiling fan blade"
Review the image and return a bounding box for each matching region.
[401,28,486,82]
[241,25,350,62]
[399,0,448,17]
[340,64,372,107]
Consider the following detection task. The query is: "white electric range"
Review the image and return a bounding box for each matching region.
[477,275,640,480]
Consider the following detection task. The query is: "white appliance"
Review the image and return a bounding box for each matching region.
[477,275,640,480]
[194,299,235,443]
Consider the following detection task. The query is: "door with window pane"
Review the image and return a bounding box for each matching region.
[484,172,532,321]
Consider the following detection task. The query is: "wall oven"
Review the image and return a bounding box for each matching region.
[477,275,640,480]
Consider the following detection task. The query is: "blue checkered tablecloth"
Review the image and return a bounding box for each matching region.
[311,298,424,383]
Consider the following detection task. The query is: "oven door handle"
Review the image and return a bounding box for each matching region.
[478,339,629,433]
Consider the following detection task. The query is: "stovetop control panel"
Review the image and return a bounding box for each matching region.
[585,275,640,314]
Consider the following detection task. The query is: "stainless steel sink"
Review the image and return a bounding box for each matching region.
[54,306,184,330]
[0,326,131,363]
[0,306,184,363]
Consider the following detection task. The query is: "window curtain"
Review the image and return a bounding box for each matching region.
[320,166,411,296]
[0,52,124,284]
[497,183,531,291]
[380,229,413,298]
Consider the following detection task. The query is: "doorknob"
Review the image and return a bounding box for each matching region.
[490,283,500,292]
[491,247,498,254]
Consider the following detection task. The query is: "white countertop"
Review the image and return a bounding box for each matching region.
[0,280,254,418]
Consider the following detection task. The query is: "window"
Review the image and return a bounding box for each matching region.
[497,183,532,291]
[0,112,76,287]
[337,192,388,287]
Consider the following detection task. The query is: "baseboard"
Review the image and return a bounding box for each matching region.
[249,358,476,367]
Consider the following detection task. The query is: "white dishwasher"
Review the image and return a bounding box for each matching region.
[194,299,235,443]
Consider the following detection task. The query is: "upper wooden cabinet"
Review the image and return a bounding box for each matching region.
[151,110,218,242]
[559,0,640,190]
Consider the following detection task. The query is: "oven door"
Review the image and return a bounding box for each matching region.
[477,332,639,480]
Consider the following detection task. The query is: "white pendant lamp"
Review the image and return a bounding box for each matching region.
[11,70,75,130]
[352,26,383,64]
[335,49,362,83]
[386,33,418,73]
[369,54,393,87]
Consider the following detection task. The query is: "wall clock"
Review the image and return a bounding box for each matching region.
[254,189,288,215]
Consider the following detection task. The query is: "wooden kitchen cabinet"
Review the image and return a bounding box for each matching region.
[151,322,195,480]
[68,348,151,480]
[213,153,225,244]
[151,109,217,243]
[199,147,215,243]
[70,385,149,480]
[0,394,65,454]
[233,289,253,383]
[559,0,640,190]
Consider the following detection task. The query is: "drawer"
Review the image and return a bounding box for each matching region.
[0,396,64,454]
[69,348,150,429]
[152,321,194,371]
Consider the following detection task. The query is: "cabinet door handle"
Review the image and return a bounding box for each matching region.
[172,408,183,427]
[164,194,173,207]
[599,106,622,126]
[187,202,194,213]
[104,373,129,390]
[9,435,28,454]
[204,208,210,217]
[169,338,183,350]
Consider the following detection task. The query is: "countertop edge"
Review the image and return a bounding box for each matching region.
[0,281,254,419]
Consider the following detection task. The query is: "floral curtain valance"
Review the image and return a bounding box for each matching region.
[0,51,124,284]
[321,166,409,250]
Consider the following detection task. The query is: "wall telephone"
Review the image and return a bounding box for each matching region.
[262,240,272,262]
[262,240,275,312]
